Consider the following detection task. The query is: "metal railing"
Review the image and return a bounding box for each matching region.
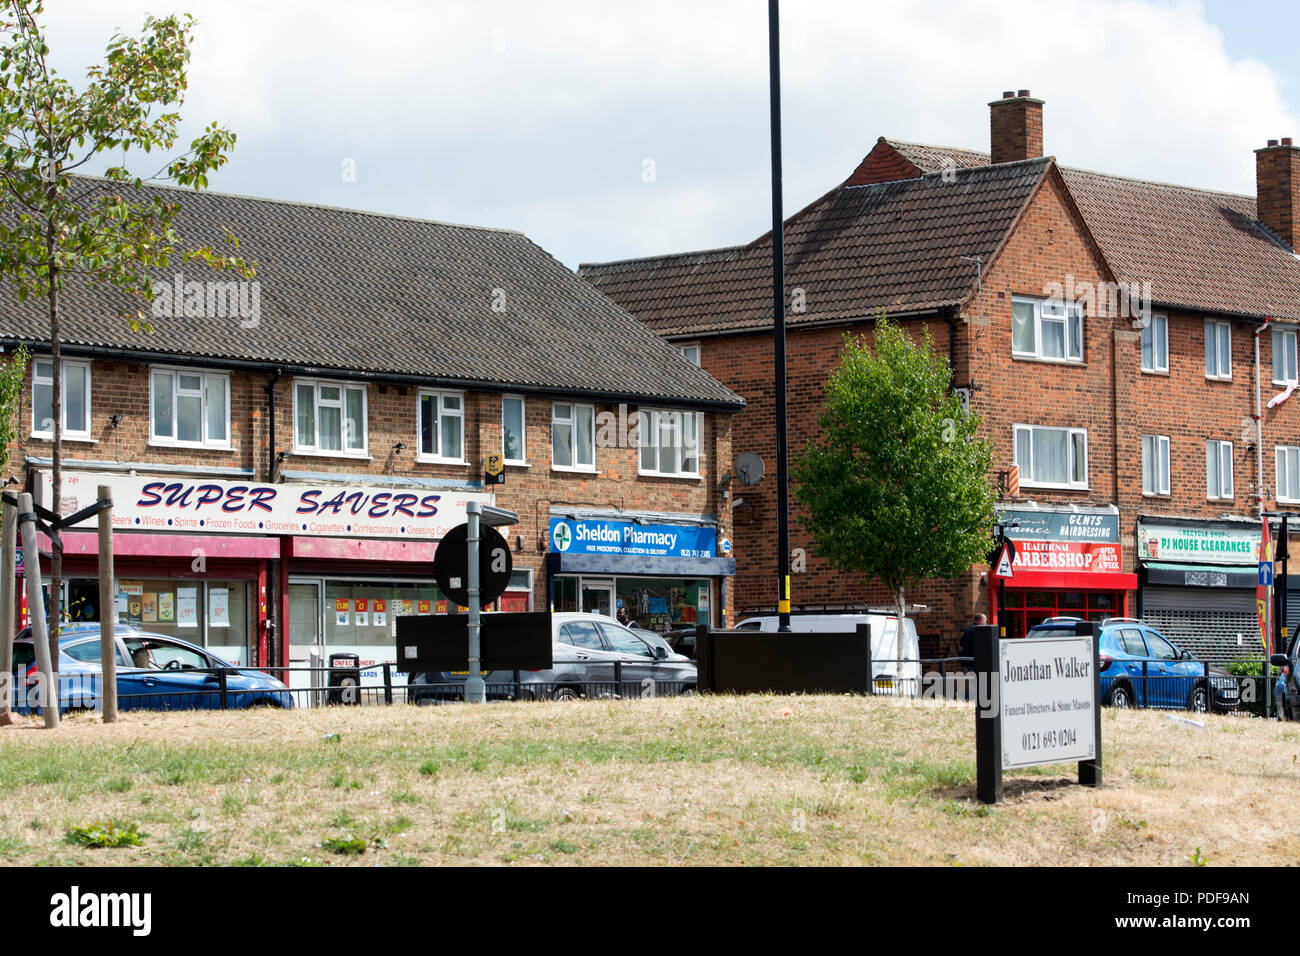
[9,661,698,714]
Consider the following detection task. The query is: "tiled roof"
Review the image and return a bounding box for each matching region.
[0,178,743,408]
[579,158,1051,337]
[889,140,1300,322]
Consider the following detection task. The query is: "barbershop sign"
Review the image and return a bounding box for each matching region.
[41,471,492,540]
[997,507,1121,573]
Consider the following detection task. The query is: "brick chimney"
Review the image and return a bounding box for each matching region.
[1256,137,1300,249]
[989,90,1044,165]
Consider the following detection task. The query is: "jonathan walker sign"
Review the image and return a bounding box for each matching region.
[1000,634,1097,768]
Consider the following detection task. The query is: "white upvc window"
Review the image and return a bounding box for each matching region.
[1277,446,1300,503]
[293,379,368,457]
[1273,327,1298,385]
[1206,440,1234,500]
[502,395,527,464]
[417,390,465,463]
[1204,320,1232,380]
[31,358,92,440]
[678,343,702,366]
[1140,314,1168,373]
[551,402,595,472]
[149,368,231,448]
[1141,434,1170,496]
[638,408,702,477]
[1011,295,1083,363]
[1013,424,1088,489]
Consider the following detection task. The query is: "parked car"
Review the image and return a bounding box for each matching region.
[661,627,701,660]
[732,613,923,692]
[1026,618,1238,713]
[1271,634,1299,720]
[10,622,293,712]
[408,612,697,703]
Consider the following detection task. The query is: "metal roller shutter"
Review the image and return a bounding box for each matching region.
[1141,587,1257,664]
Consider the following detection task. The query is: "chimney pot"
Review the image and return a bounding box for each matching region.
[1284,137,1294,147]
[1269,139,1279,148]
[1002,91,1014,98]
[1017,89,1030,97]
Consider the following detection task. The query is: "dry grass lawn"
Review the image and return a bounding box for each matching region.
[0,693,1295,866]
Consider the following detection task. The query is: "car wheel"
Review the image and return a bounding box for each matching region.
[1105,684,1133,709]
[553,686,582,701]
[1187,683,1209,714]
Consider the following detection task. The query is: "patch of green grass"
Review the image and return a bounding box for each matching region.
[386,815,414,834]
[331,808,356,828]
[102,776,133,794]
[322,836,366,855]
[65,819,146,848]
[1189,847,1208,867]
[549,839,578,854]
[0,834,29,857]
[390,790,419,804]
[233,854,270,867]
[176,827,208,852]
[939,801,994,818]
[418,759,440,777]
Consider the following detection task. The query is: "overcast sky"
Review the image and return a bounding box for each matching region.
[42,0,1300,269]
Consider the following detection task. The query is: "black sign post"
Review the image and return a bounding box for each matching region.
[974,625,1002,804]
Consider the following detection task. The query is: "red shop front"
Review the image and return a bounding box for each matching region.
[35,530,277,667]
[991,505,1137,638]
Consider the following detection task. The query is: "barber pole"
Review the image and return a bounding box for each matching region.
[1008,465,1020,498]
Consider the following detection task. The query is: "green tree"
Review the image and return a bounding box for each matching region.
[0,1,251,661]
[792,319,997,652]
[0,345,26,470]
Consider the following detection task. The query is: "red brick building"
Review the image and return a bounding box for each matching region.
[0,179,744,683]
[581,91,1300,663]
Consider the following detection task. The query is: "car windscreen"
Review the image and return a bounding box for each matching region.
[1027,628,1079,640]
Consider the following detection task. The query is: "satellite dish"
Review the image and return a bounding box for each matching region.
[734,452,766,487]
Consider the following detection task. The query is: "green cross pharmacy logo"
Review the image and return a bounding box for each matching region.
[553,522,573,552]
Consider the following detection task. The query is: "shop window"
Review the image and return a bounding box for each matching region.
[294,378,367,456]
[323,582,446,651]
[418,390,465,462]
[101,579,250,665]
[553,576,578,612]
[150,367,230,448]
[1013,424,1087,489]
[637,409,701,477]
[32,358,92,440]
[617,578,709,630]
[502,396,527,464]
[552,402,595,471]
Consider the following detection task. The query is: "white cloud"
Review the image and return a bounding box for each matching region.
[39,0,1300,267]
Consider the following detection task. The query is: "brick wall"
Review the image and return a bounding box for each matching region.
[4,357,735,621]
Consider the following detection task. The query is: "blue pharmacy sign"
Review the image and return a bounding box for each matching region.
[549,518,715,560]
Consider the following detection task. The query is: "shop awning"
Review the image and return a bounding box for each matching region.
[1003,569,1137,591]
[1143,562,1256,589]
[548,553,736,577]
[43,531,280,559]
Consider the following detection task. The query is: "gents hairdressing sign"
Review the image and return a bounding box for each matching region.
[997,507,1120,573]
[42,471,492,540]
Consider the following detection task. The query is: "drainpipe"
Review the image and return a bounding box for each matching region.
[1255,320,1271,518]
[265,368,283,482]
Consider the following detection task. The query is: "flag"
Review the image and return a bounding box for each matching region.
[1258,517,1274,655]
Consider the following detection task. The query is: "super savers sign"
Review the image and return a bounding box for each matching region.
[45,471,492,540]
[549,518,715,559]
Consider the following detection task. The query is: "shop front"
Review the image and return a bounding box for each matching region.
[993,505,1136,638]
[1136,516,1262,663]
[34,468,493,687]
[545,510,733,630]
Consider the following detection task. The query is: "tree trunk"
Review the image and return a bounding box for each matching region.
[896,587,906,670]
[47,212,62,667]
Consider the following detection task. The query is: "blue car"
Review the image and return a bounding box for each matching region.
[1272,635,1299,720]
[9,622,292,712]
[1027,617,1239,713]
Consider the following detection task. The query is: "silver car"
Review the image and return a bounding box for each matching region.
[409,612,697,702]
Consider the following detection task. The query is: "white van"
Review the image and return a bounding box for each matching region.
[732,614,923,694]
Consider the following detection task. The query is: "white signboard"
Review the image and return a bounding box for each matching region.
[40,470,492,540]
[999,635,1097,769]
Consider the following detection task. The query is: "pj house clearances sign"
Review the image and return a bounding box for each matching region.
[42,471,492,540]
[998,507,1121,573]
